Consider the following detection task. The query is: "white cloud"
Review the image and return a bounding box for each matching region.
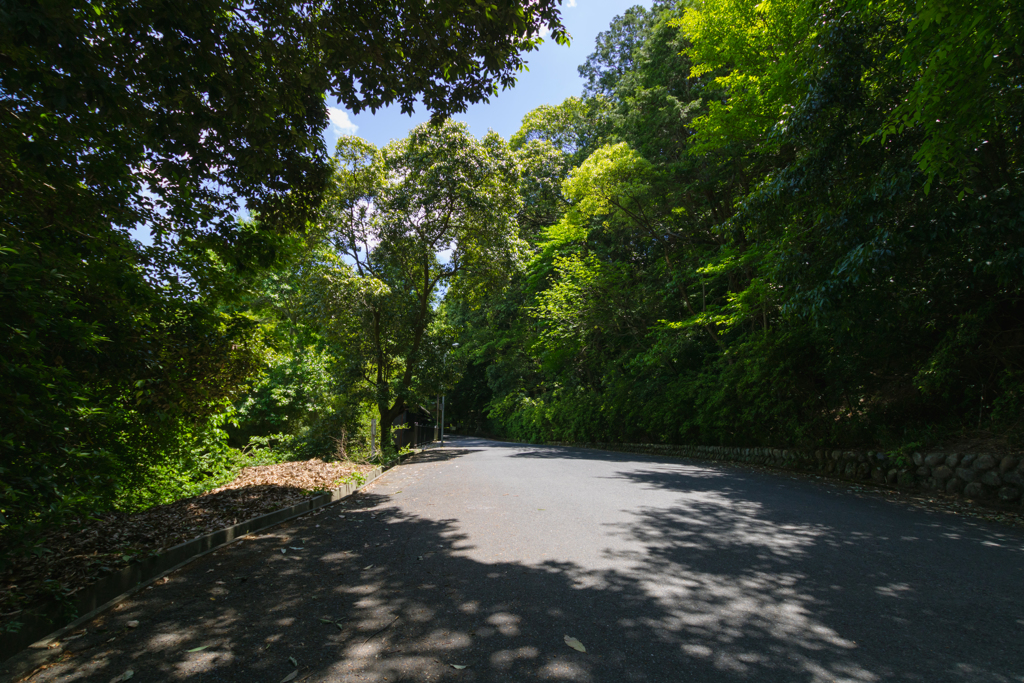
[567,0,576,7]
[328,107,359,136]
[539,24,551,38]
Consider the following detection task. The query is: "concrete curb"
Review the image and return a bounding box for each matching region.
[0,466,385,678]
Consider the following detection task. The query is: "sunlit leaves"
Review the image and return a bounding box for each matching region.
[675,0,818,154]
[532,254,604,345]
[317,121,523,435]
[561,142,657,233]
[453,0,1024,454]
[538,141,661,254]
[510,96,613,165]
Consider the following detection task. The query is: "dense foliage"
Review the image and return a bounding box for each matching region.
[5,0,1023,619]
[0,0,565,574]
[447,0,1024,452]
[319,121,522,436]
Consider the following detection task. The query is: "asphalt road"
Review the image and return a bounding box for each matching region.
[25,437,1024,683]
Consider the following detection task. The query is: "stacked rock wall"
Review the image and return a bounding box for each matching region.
[558,443,1024,509]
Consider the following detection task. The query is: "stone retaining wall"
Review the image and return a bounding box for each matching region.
[561,442,1024,510]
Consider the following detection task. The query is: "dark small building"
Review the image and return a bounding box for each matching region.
[393,406,436,449]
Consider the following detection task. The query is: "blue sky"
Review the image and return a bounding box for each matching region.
[323,0,652,152]
[134,0,648,247]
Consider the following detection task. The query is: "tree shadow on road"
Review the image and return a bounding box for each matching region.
[497,441,1024,681]
[596,462,1024,683]
[27,464,1024,683]
[405,448,479,464]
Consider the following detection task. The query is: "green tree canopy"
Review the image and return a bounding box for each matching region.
[845,0,1022,189]
[0,0,567,547]
[317,121,524,439]
[452,0,1024,454]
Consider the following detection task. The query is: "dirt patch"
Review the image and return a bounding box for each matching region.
[1,458,375,629]
[934,432,1024,457]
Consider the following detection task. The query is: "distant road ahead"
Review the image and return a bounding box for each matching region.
[30,437,1024,683]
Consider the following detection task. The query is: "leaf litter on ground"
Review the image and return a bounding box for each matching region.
[564,635,586,653]
[1,458,375,620]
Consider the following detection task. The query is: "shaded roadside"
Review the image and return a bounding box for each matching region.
[1,460,376,637]
[17,441,1024,682]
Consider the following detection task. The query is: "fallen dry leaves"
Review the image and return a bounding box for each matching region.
[209,459,367,494]
[0,459,374,626]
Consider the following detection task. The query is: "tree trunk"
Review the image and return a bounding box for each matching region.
[377,399,406,451]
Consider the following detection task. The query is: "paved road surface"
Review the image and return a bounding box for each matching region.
[25,438,1024,682]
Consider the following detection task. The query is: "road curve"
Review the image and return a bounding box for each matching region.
[25,437,1024,683]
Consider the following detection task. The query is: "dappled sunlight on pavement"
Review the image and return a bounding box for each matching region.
[27,438,1024,682]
